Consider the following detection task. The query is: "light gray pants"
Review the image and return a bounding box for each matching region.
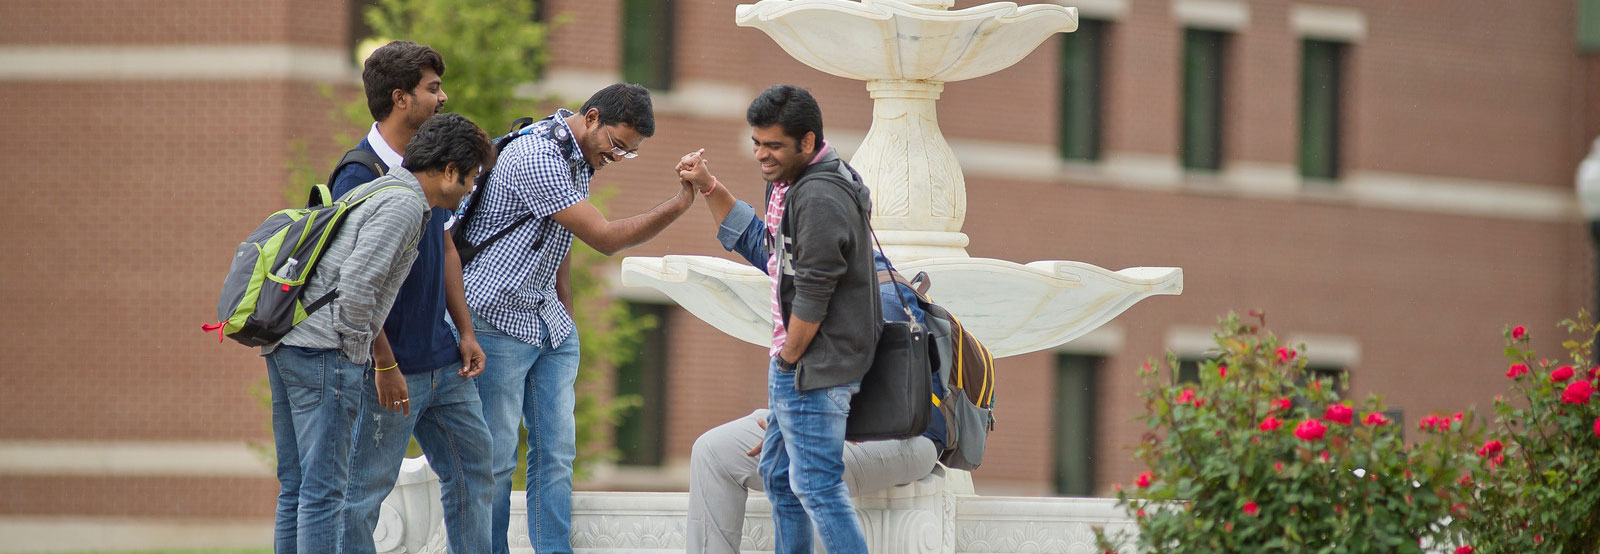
[686,409,939,554]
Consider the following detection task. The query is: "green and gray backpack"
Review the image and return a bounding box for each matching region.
[203,174,418,347]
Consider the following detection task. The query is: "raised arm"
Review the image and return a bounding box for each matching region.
[679,151,767,269]
[549,183,695,256]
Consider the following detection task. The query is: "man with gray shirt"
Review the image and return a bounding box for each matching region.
[262,113,493,554]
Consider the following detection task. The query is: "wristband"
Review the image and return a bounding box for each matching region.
[700,177,720,197]
[375,363,398,372]
[775,356,797,371]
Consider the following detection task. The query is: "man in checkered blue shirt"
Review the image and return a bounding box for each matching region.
[456,83,697,554]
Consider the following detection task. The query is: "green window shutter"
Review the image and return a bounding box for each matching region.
[621,0,675,91]
[1181,29,1226,171]
[1054,354,1102,496]
[1058,19,1105,162]
[1582,0,1600,52]
[614,302,669,466]
[1300,39,1343,181]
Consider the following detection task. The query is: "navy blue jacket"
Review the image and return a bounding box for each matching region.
[330,138,458,374]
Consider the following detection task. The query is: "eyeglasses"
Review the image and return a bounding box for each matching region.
[602,127,639,159]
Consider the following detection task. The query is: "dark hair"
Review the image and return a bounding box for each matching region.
[746,84,824,149]
[404,113,492,177]
[363,41,446,121]
[579,83,656,137]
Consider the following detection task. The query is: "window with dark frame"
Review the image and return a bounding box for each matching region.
[1058,19,1106,162]
[614,302,670,466]
[1300,39,1344,181]
[1054,354,1104,496]
[1181,28,1227,172]
[621,0,675,91]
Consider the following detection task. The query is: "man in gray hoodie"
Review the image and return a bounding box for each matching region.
[261,113,493,554]
[678,84,880,554]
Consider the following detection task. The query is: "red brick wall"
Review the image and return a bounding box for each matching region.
[2,0,1595,517]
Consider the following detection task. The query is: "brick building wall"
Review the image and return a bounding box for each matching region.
[0,0,1594,528]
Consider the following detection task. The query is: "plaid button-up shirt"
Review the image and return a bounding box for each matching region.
[459,110,590,347]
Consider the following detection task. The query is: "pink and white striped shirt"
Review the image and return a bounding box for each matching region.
[765,141,832,357]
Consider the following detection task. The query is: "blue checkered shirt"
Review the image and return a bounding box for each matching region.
[458,110,591,347]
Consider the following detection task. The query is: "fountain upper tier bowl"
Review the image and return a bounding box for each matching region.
[734,0,1078,83]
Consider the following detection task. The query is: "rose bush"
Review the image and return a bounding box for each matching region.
[1097,312,1481,553]
[1448,315,1600,553]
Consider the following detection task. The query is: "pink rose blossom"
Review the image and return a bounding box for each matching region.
[1324,404,1354,425]
[1363,412,1391,426]
[1476,439,1503,458]
[1276,347,1297,363]
[1136,471,1153,488]
[1294,419,1327,441]
[1455,546,1474,554]
[1242,501,1259,516]
[1506,363,1529,379]
[1551,365,1575,382]
[1218,364,1228,378]
[1259,416,1283,431]
[1562,380,1593,405]
[1511,326,1526,340]
[1272,398,1293,413]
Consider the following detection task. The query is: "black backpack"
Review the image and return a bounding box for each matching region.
[452,117,578,267]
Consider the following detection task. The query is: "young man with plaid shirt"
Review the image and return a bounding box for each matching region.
[455,83,698,554]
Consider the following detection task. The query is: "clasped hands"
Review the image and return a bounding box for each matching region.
[676,149,717,195]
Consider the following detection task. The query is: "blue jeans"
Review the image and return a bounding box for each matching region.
[343,361,495,554]
[473,312,581,554]
[760,359,867,554]
[267,345,366,554]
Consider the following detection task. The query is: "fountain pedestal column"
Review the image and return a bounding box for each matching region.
[853,80,970,261]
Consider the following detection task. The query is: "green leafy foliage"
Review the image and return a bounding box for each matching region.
[1450,315,1600,553]
[1096,312,1479,553]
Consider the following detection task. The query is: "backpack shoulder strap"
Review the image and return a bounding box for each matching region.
[314,148,389,207]
[877,269,931,296]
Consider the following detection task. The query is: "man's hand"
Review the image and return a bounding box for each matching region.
[376,368,411,416]
[745,416,769,457]
[677,149,715,194]
[458,336,486,378]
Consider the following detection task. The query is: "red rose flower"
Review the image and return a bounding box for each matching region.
[1419,414,1442,432]
[1324,404,1354,425]
[1562,380,1593,405]
[1272,398,1293,413]
[1593,417,1600,438]
[1511,325,1526,340]
[1476,439,1503,458]
[1218,364,1228,378]
[1455,545,1474,554]
[1295,419,1327,441]
[1243,501,1259,516]
[1276,347,1297,363]
[1194,397,1207,408]
[1259,416,1283,431]
[1274,461,1284,472]
[1136,471,1153,488]
[1551,365,1575,382]
[1175,389,1195,405]
[1363,412,1391,426]
[1506,363,1529,379]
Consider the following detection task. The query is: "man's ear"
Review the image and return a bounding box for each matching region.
[801,132,816,155]
[585,108,601,128]
[391,88,409,111]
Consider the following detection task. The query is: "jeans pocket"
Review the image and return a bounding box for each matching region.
[275,347,325,412]
[824,383,858,414]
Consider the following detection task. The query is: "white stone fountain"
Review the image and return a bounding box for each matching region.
[621,0,1182,358]
[380,1,1176,552]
